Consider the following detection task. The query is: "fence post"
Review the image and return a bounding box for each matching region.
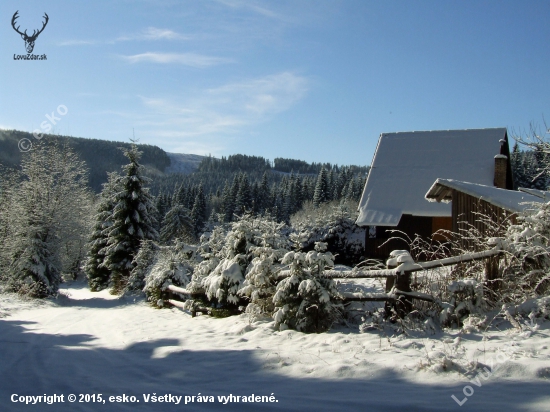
[384,261,396,317]
[394,270,412,318]
[484,254,500,292]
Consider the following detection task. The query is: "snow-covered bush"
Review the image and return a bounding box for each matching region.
[273,243,343,333]
[188,256,219,294]
[290,200,364,265]
[240,250,279,318]
[190,214,290,310]
[439,279,484,327]
[203,257,244,305]
[143,246,192,308]
[501,201,550,297]
[239,220,290,317]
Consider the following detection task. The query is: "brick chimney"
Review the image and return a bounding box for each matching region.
[494,154,507,189]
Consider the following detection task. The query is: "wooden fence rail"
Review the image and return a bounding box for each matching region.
[165,245,504,318]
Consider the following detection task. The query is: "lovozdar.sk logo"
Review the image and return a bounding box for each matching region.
[11,10,48,60]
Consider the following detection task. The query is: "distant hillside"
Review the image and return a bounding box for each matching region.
[0,130,370,198]
[0,130,170,192]
[165,153,206,174]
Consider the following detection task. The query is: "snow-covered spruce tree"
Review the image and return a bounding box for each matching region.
[85,172,121,291]
[190,184,207,236]
[142,244,192,308]
[199,215,260,306]
[273,242,343,333]
[125,239,160,293]
[235,173,252,215]
[160,204,195,244]
[0,166,19,281]
[100,144,159,294]
[239,219,290,318]
[5,141,91,297]
[313,167,330,207]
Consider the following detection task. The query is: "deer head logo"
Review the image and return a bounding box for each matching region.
[11,11,49,54]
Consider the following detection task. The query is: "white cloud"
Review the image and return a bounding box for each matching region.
[207,72,309,116]
[57,39,98,46]
[215,0,282,20]
[130,72,309,153]
[119,52,233,67]
[95,72,308,153]
[116,27,190,42]
[59,27,189,47]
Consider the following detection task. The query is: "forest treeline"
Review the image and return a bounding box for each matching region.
[511,142,550,190]
[0,130,170,192]
[0,130,369,196]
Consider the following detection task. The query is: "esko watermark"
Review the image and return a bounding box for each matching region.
[18,105,69,152]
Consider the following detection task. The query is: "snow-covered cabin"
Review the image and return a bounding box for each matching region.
[425,179,547,249]
[356,128,513,259]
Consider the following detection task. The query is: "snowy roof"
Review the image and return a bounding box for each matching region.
[425,179,543,213]
[356,128,509,227]
[518,187,550,201]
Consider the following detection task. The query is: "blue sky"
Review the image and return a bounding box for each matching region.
[1,0,549,166]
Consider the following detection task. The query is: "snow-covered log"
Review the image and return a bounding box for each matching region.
[326,269,397,278]
[341,291,391,301]
[167,284,191,295]
[167,299,186,309]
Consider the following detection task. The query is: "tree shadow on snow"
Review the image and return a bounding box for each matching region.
[0,319,549,412]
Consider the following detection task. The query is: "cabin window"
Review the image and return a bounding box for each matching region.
[368,226,376,238]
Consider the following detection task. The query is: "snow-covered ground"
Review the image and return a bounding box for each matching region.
[1,281,550,411]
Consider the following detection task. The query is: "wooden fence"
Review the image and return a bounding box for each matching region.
[165,244,504,318]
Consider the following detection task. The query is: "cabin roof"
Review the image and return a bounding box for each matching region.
[425,178,543,213]
[356,128,510,227]
[518,187,550,201]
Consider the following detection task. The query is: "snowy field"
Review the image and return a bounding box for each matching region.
[1,281,550,412]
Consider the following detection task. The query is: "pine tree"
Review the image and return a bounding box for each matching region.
[251,182,260,214]
[511,143,524,189]
[523,151,538,189]
[160,204,195,244]
[313,167,330,207]
[7,141,91,297]
[292,175,303,212]
[235,173,252,214]
[226,175,240,222]
[85,172,121,291]
[190,184,207,236]
[222,180,234,222]
[273,243,342,333]
[533,145,549,190]
[258,171,270,214]
[101,144,159,293]
[0,167,18,277]
[172,184,186,207]
[328,169,336,202]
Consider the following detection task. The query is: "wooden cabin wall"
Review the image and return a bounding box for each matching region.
[365,214,445,260]
[452,189,516,250]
